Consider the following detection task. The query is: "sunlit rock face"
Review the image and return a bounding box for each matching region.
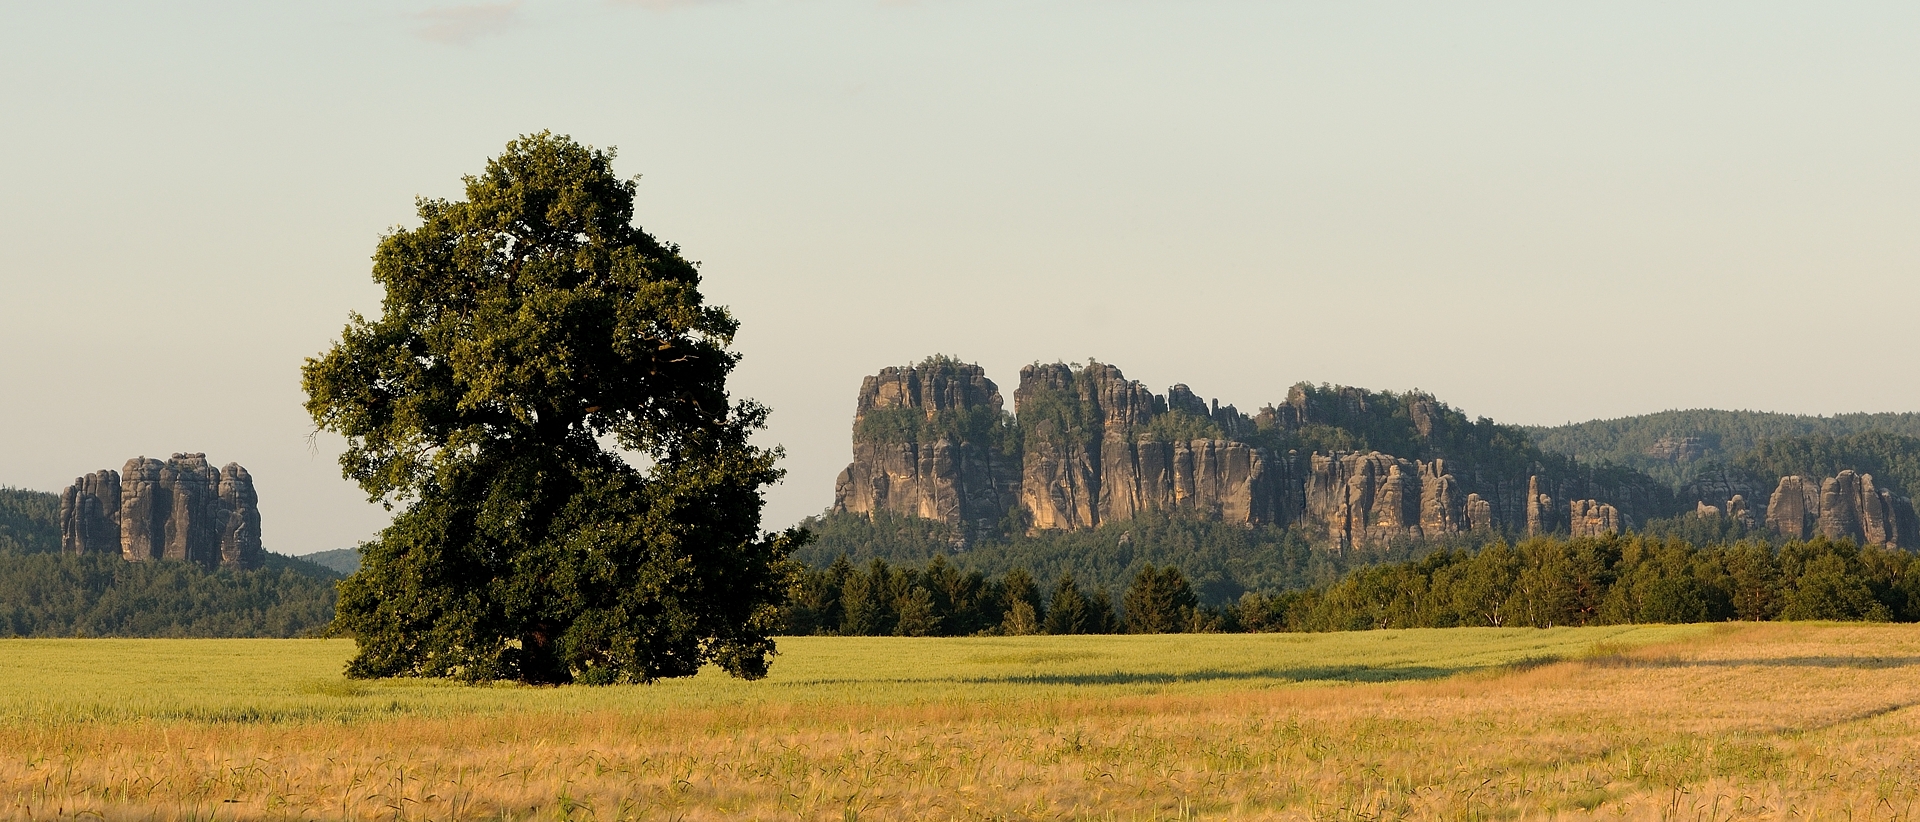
[834,358,1671,546]
[833,360,1021,545]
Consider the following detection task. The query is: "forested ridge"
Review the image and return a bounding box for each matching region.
[1526,409,1920,490]
[1731,432,1920,499]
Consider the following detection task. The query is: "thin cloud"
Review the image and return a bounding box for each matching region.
[415,1,524,45]
[614,0,739,11]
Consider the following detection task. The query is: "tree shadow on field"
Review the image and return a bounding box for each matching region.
[782,657,1562,688]
[1589,655,1920,671]
[965,664,1466,687]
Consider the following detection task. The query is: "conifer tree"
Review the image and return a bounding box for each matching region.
[1044,573,1091,635]
[1123,564,1197,634]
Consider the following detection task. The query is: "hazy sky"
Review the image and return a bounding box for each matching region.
[4,1,1918,556]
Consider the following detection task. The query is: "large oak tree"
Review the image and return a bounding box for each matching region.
[303,133,802,684]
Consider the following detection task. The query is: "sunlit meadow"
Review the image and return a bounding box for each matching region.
[6,623,1920,820]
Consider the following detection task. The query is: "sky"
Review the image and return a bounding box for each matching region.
[3,1,1918,556]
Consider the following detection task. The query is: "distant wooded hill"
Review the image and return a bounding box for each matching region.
[298,548,361,576]
[0,487,340,637]
[1525,410,1920,493]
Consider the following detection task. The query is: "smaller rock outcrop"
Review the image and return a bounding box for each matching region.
[1644,435,1708,462]
[59,470,121,555]
[1726,495,1753,528]
[1694,495,1754,528]
[1464,493,1493,531]
[1567,499,1625,537]
[61,454,264,570]
[1525,476,1556,537]
[1765,471,1917,548]
[1303,452,1470,548]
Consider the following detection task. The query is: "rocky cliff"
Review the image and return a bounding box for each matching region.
[1302,453,1483,547]
[1013,362,1286,531]
[835,358,1679,547]
[832,359,1020,543]
[1765,471,1918,548]
[832,358,1920,554]
[59,454,263,570]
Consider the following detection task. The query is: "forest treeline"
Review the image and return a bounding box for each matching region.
[794,510,1472,605]
[1261,534,1918,631]
[781,555,1211,636]
[783,533,1920,636]
[0,551,340,637]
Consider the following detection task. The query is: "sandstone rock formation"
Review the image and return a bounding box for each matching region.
[1303,452,1471,548]
[1765,471,1917,548]
[1567,499,1625,537]
[1525,476,1556,537]
[834,359,1648,547]
[59,454,263,570]
[1765,476,1819,539]
[1726,495,1753,528]
[1465,494,1494,531]
[1100,436,1282,527]
[1013,362,1284,531]
[59,470,120,555]
[1693,495,1754,527]
[832,360,1020,543]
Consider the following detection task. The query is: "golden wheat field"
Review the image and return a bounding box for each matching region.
[5,623,1920,820]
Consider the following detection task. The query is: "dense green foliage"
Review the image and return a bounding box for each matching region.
[303,133,800,685]
[854,406,1019,454]
[796,510,1477,606]
[0,488,59,554]
[796,523,1920,635]
[781,555,1178,636]
[1143,408,1225,443]
[1243,535,1920,632]
[1525,409,1920,488]
[0,551,339,637]
[1636,511,1760,546]
[1121,564,1198,633]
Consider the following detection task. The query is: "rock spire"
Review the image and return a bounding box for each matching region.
[59,454,264,570]
[1765,471,1917,549]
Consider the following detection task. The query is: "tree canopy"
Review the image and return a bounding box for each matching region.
[303,132,800,684]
